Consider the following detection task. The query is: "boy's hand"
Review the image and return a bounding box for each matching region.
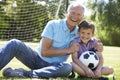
[94,69,102,78]
[85,68,95,78]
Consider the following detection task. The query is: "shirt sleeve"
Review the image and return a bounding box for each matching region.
[41,20,54,40]
[71,37,80,43]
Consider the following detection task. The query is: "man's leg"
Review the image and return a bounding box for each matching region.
[1,39,72,78]
[0,39,40,70]
[3,61,72,78]
[29,62,72,78]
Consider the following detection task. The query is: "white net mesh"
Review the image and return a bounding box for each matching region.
[0,0,67,42]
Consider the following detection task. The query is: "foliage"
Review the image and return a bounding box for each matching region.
[0,1,10,39]
[5,1,50,41]
[0,0,67,42]
[87,0,120,46]
[47,0,66,19]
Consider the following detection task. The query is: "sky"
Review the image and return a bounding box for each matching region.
[76,0,91,16]
[76,0,109,16]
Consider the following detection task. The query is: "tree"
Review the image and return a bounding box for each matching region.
[0,0,10,39]
[87,0,120,46]
[2,0,50,42]
[0,0,68,42]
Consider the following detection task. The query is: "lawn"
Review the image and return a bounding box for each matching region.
[0,42,120,80]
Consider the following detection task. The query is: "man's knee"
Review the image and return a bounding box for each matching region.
[62,62,72,74]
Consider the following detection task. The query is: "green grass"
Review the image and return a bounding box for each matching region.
[0,43,120,80]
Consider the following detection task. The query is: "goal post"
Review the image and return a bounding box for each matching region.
[0,0,69,42]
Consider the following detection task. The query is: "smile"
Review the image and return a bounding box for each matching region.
[71,19,77,22]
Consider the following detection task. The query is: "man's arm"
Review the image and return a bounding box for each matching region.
[41,37,80,57]
[94,39,103,52]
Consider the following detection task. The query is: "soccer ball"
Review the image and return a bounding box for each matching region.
[79,51,99,69]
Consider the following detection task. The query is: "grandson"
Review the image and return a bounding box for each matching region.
[71,20,114,78]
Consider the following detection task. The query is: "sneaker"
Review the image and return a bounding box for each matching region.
[99,74,115,80]
[99,77,109,80]
[2,67,27,78]
[68,71,75,78]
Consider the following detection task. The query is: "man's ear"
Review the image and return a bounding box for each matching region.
[77,31,80,34]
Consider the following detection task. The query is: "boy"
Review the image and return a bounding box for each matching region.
[71,20,114,78]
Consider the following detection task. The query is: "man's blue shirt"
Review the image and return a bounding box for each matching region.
[36,19,78,63]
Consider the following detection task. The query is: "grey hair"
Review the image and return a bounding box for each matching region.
[67,2,85,13]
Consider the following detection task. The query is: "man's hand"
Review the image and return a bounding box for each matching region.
[94,39,103,52]
[68,43,80,54]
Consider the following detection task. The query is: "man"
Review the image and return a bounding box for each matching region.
[1,2,102,78]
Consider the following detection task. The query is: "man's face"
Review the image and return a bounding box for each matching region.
[66,5,84,28]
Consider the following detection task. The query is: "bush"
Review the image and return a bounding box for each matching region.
[97,27,120,46]
[110,31,120,46]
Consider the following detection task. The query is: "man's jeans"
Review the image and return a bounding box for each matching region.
[0,39,72,78]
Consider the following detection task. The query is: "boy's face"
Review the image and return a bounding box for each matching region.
[78,28,94,44]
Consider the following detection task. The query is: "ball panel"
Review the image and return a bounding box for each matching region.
[88,63,94,69]
[83,53,89,59]
[94,55,99,60]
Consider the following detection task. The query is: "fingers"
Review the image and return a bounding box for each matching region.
[68,43,80,54]
[97,39,101,42]
[86,69,95,78]
[94,39,103,52]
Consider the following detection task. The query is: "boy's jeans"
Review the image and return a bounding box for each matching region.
[0,39,72,78]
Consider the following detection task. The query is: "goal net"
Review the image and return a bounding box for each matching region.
[0,0,68,42]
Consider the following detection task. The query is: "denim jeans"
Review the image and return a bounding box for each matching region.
[0,39,72,78]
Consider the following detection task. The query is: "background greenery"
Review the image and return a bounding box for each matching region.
[0,0,120,46]
[87,0,120,46]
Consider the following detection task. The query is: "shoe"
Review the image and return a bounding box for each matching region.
[99,77,109,80]
[99,74,115,80]
[68,71,75,78]
[2,67,27,78]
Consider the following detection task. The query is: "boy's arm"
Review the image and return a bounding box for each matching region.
[94,51,104,78]
[72,51,89,70]
[93,39,104,77]
[93,39,104,71]
[96,51,104,70]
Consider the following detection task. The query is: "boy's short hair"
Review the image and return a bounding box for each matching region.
[78,20,95,33]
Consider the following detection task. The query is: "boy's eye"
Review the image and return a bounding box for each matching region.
[81,32,84,34]
[87,33,90,35]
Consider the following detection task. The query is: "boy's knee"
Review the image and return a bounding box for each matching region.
[109,67,114,74]
[106,66,114,74]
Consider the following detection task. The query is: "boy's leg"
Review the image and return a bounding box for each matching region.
[101,66,114,75]
[99,66,114,80]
